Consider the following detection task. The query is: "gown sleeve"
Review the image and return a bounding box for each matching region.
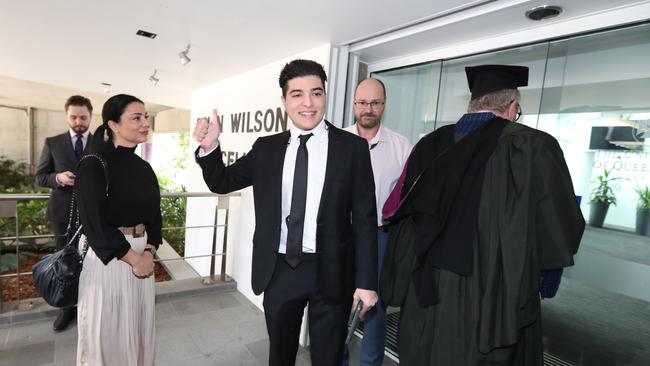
[533,134,585,270]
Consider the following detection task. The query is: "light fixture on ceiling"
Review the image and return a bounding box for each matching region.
[149,69,159,85]
[525,5,563,21]
[101,82,112,94]
[179,44,191,66]
[136,29,157,39]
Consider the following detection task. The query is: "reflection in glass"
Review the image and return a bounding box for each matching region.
[373,61,441,144]
[365,21,650,366]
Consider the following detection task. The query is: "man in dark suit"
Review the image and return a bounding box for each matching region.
[193,59,378,366]
[35,95,93,331]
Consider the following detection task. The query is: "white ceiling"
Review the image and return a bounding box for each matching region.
[0,0,648,111]
[0,0,478,110]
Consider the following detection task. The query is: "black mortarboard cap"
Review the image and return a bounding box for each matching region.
[465,64,529,100]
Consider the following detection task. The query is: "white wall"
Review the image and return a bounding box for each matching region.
[186,44,331,310]
[0,106,29,163]
[0,106,102,169]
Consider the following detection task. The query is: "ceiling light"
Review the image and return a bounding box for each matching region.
[179,44,191,66]
[149,69,159,85]
[101,82,112,94]
[136,29,157,39]
[525,5,563,21]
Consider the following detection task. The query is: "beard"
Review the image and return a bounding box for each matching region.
[357,113,380,129]
[71,125,89,134]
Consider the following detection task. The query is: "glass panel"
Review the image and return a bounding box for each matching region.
[363,22,650,366]
[372,61,442,144]
[538,23,650,366]
[436,43,549,129]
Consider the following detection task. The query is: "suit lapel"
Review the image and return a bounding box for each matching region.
[270,131,290,225]
[317,121,343,220]
[59,133,78,162]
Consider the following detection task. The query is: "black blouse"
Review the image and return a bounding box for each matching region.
[75,145,162,265]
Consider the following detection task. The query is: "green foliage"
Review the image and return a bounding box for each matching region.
[0,155,190,262]
[0,252,37,272]
[589,169,622,206]
[636,186,650,209]
[0,156,33,191]
[158,175,187,256]
[0,156,52,243]
[172,132,189,171]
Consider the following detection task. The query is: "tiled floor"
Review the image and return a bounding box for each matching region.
[0,290,399,366]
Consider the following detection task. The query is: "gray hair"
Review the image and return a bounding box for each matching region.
[467,89,520,114]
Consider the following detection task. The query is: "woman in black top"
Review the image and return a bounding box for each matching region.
[75,94,161,366]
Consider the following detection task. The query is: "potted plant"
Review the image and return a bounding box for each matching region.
[635,185,650,236]
[588,169,621,228]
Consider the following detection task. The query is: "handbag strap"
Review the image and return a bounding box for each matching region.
[64,153,110,262]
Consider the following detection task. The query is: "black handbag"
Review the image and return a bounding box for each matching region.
[32,154,109,308]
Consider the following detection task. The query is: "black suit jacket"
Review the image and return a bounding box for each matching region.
[35,132,92,223]
[196,121,378,304]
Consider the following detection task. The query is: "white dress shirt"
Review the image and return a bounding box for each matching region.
[278,120,329,254]
[69,129,90,150]
[55,129,90,186]
[344,123,412,226]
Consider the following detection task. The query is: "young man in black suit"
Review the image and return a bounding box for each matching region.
[194,59,378,366]
[35,95,93,331]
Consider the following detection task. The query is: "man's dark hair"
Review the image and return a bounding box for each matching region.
[64,95,93,114]
[278,59,327,96]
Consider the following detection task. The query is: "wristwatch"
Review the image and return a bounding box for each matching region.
[144,247,157,256]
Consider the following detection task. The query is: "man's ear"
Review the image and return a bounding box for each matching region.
[507,101,518,121]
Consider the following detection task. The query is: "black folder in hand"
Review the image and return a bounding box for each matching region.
[345,301,363,345]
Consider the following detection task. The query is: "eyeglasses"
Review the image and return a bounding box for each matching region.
[514,104,522,122]
[354,100,385,109]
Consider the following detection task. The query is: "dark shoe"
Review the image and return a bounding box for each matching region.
[53,307,75,332]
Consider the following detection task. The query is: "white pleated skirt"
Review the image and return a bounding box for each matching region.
[76,234,155,366]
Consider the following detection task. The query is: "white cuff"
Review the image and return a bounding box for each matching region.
[198,143,219,158]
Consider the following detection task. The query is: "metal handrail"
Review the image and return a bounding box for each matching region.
[0,191,240,312]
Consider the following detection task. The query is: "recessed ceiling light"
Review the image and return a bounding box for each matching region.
[525,5,563,21]
[136,29,157,39]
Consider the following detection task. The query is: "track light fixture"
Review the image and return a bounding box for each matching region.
[149,69,159,85]
[179,44,191,65]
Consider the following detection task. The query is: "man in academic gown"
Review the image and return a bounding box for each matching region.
[380,65,585,365]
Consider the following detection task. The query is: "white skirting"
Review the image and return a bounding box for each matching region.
[76,234,155,366]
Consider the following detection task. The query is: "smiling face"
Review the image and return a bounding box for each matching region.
[108,102,150,147]
[281,75,326,131]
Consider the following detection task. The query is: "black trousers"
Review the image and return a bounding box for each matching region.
[263,254,352,366]
[51,221,69,250]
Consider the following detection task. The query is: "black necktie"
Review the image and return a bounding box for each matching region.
[285,133,313,268]
[74,134,84,160]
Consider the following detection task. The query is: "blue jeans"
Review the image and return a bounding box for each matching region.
[341,230,388,366]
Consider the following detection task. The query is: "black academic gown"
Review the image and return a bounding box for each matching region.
[382,119,585,366]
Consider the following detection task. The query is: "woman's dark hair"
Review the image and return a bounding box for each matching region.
[91,94,144,152]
